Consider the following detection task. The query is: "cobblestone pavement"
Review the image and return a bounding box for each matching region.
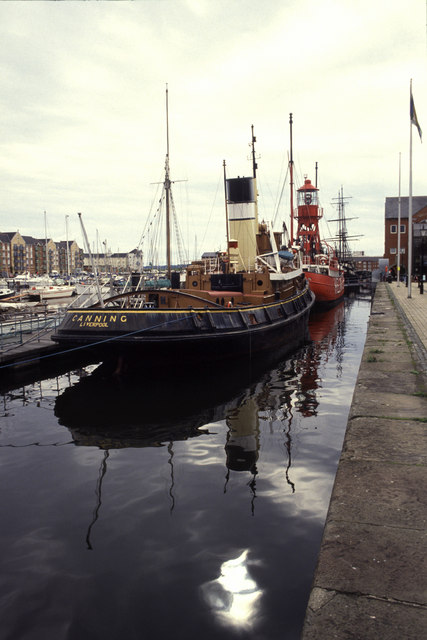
[387,280,427,373]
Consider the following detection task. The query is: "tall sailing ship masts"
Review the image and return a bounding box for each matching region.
[165,85,171,279]
[329,188,357,264]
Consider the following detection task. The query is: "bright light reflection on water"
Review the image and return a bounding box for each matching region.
[201,550,262,629]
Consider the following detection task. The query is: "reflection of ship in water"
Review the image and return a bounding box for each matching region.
[221,303,349,502]
[224,396,260,514]
[309,299,345,346]
[293,300,346,417]
[53,301,347,540]
[52,301,347,453]
[54,360,266,449]
[224,378,296,514]
[225,397,260,474]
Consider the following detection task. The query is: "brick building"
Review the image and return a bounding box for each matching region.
[384,196,427,275]
[0,231,82,277]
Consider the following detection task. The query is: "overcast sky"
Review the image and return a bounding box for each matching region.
[1,0,426,264]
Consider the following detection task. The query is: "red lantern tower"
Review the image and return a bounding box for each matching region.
[295,177,323,262]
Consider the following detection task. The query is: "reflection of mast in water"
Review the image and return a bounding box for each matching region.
[262,364,297,493]
[283,405,295,494]
[86,449,109,550]
[333,301,348,378]
[293,346,320,417]
[167,441,175,513]
[224,397,260,515]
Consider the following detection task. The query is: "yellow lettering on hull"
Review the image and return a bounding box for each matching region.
[70,312,127,328]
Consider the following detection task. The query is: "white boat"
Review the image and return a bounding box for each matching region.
[30,284,75,300]
[0,286,15,300]
[27,277,76,300]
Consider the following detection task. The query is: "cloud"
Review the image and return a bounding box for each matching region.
[0,0,426,258]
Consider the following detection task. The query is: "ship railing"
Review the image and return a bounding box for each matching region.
[257,254,279,273]
[314,254,329,264]
[69,282,120,309]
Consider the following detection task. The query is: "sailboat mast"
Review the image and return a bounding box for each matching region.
[78,212,105,308]
[165,85,171,279]
[44,210,48,275]
[289,114,294,244]
[223,160,231,272]
[338,185,347,261]
[65,214,70,277]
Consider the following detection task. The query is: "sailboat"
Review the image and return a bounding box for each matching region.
[52,99,314,369]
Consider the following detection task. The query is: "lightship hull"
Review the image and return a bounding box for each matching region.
[304,270,344,305]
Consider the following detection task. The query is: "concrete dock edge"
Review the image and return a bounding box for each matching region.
[301,282,427,639]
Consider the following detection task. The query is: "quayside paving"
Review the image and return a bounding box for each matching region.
[301,282,427,639]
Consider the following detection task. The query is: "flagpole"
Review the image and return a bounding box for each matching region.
[397,152,401,287]
[408,79,413,298]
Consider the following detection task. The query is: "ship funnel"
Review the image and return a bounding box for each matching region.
[226,176,258,271]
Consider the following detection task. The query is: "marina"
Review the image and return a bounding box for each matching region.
[1,4,427,638]
[0,100,424,637]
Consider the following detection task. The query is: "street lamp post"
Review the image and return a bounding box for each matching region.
[420,227,427,295]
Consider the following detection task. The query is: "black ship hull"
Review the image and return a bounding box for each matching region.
[52,286,315,369]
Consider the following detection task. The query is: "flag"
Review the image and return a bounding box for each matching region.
[410,88,422,141]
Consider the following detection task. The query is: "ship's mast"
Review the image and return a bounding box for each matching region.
[223,160,231,272]
[329,187,357,263]
[251,124,257,179]
[165,85,171,279]
[289,113,294,244]
[251,124,259,227]
[44,210,48,275]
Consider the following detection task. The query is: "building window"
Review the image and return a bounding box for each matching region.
[390,248,397,254]
[400,224,406,233]
[390,225,397,233]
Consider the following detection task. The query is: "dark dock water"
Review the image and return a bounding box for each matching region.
[0,294,371,640]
